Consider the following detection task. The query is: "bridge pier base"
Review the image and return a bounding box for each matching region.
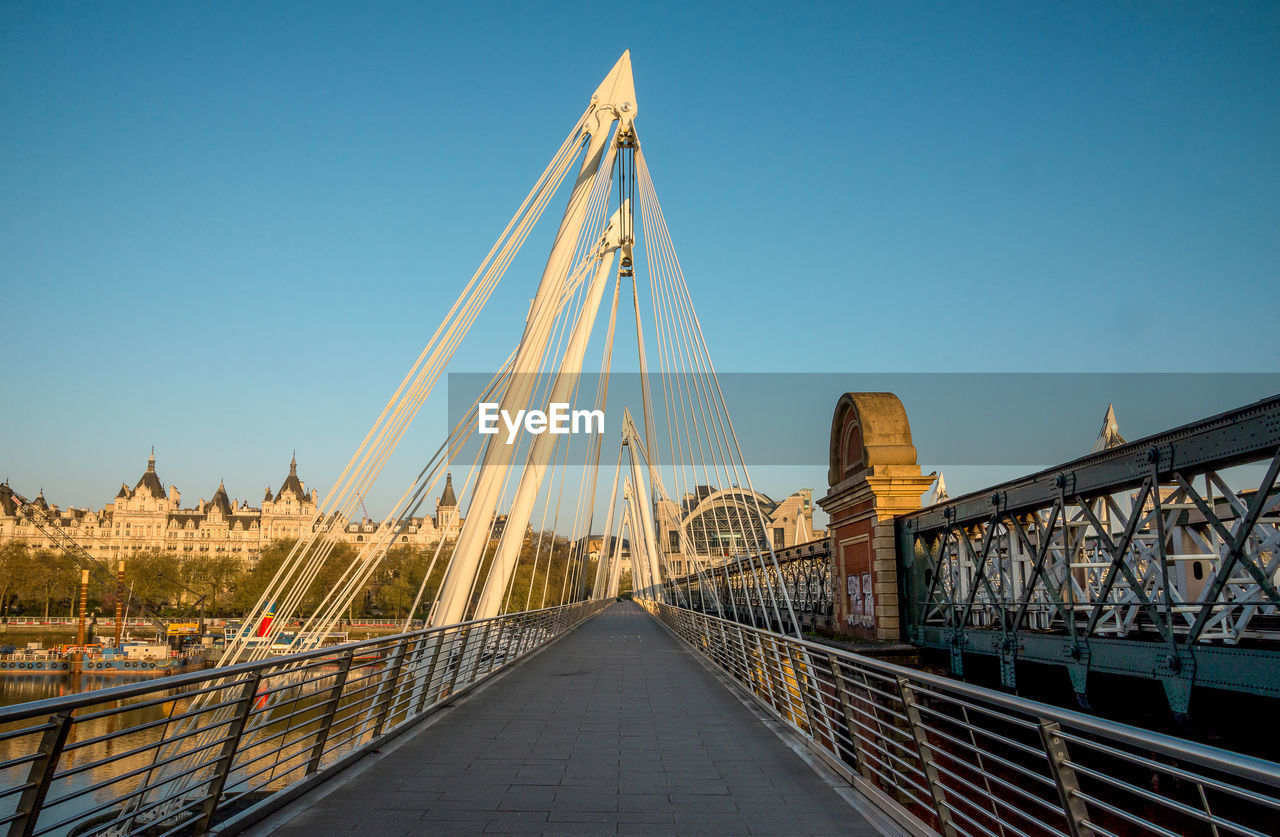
[820,393,934,642]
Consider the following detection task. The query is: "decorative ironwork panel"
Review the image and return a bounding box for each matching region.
[897,395,1280,710]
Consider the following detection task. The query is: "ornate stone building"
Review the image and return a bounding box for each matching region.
[0,452,462,561]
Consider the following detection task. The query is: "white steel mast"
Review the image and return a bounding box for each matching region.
[431,52,637,626]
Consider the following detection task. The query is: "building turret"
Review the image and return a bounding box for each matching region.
[436,473,459,533]
[209,481,232,517]
[132,449,167,499]
[276,453,308,503]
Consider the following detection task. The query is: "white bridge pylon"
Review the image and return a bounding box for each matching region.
[116,52,803,832]
[222,50,798,669]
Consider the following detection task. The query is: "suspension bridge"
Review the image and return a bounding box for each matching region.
[2,52,1279,837]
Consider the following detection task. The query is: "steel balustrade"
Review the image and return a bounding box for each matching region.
[8,593,1279,837]
[0,599,608,837]
[896,395,1280,713]
[664,538,835,634]
[640,598,1280,837]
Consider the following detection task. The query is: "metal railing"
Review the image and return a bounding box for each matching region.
[342,619,425,629]
[0,620,158,628]
[0,618,429,629]
[0,618,426,630]
[0,599,609,837]
[664,538,835,634]
[641,599,1280,837]
[895,395,1280,710]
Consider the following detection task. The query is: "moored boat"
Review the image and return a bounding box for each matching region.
[0,641,206,674]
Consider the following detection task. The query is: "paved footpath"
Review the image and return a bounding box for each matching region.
[260,602,881,836]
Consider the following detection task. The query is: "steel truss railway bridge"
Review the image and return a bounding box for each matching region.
[2,54,1278,837]
[669,395,1280,717]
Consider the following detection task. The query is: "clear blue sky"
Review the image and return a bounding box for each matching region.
[3,1,1278,516]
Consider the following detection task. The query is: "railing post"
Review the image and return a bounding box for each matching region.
[443,626,473,698]
[1039,721,1094,837]
[523,614,539,656]
[10,711,73,837]
[827,655,873,782]
[507,619,525,661]
[486,620,508,675]
[783,642,818,735]
[802,649,843,753]
[754,632,784,714]
[734,624,755,693]
[413,632,447,716]
[520,613,537,654]
[739,625,762,697]
[713,617,732,671]
[896,677,957,837]
[712,618,732,671]
[466,622,494,686]
[192,671,262,834]
[307,649,354,775]
[371,637,411,738]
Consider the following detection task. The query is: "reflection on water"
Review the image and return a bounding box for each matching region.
[0,671,189,708]
[0,672,202,835]
[0,628,201,709]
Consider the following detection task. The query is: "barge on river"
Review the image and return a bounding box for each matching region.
[0,641,206,674]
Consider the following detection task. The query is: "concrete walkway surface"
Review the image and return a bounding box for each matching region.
[257,602,881,836]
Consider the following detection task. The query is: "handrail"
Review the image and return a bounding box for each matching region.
[641,598,1280,837]
[0,602,568,725]
[0,599,610,837]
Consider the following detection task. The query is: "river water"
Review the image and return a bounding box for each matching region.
[0,629,204,709]
[0,628,207,833]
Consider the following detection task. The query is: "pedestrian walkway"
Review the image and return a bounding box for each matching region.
[259,602,880,836]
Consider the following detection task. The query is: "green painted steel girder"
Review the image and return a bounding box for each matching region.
[915,625,1280,713]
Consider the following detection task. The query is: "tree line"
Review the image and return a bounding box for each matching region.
[0,534,601,623]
